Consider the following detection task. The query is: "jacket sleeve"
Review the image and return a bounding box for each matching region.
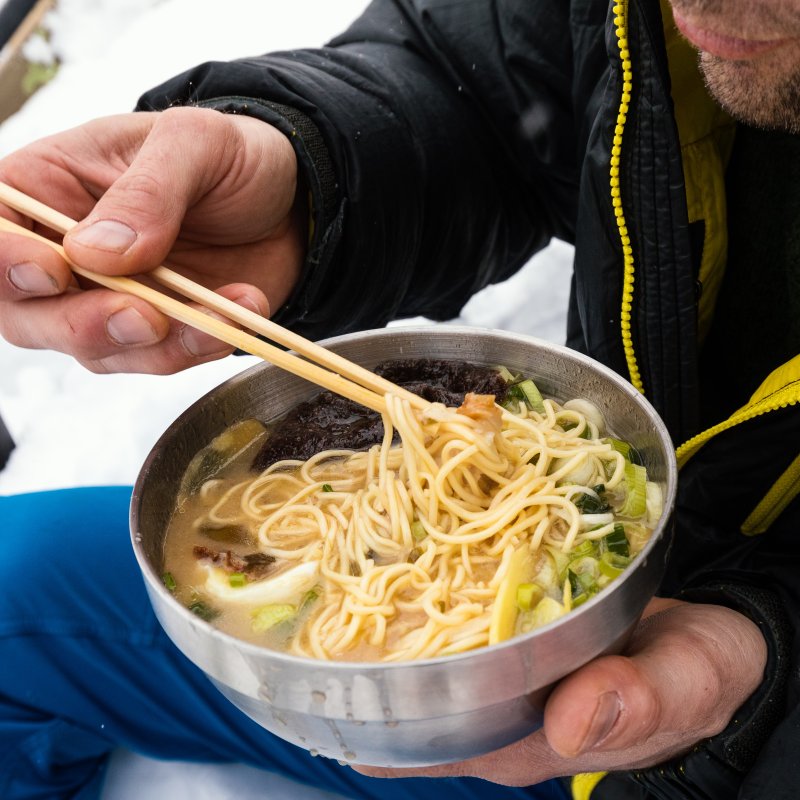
[135,0,579,340]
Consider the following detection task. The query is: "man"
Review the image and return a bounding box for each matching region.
[0,0,797,798]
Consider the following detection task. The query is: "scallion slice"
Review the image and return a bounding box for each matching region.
[619,461,647,517]
[228,572,247,588]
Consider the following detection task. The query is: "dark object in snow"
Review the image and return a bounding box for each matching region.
[0,0,40,48]
[0,411,14,470]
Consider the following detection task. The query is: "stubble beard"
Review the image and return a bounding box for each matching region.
[700,53,800,134]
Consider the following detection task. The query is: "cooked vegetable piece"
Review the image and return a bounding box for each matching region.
[197,523,250,544]
[619,461,647,517]
[410,520,427,541]
[495,365,519,384]
[646,481,663,524]
[562,399,606,434]
[489,546,539,644]
[252,603,296,633]
[599,550,631,578]
[519,597,567,632]
[567,556,600,595]
[606,436,643,465]
[501,379,545,413]
[203,560,320,605]
[601,524,630,557]
[574,488,610,514]
[516,582,544,611]
[189,600,219,621]
[180,418,267,498]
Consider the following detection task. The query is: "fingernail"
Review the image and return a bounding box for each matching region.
[232,294,265,315]
[8,262,59,294]
[71,220,137,254]
[180,324,230,357]
[106,307,158,346]
[578,692,621,754]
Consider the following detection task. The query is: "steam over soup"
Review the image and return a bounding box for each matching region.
[162,359,662,662]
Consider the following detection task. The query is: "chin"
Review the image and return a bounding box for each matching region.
[700,54,800,134]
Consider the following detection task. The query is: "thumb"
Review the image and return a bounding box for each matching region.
[63,108,231,275]
[542,599,767,763]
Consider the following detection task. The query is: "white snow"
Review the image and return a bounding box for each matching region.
[0,1,574,797]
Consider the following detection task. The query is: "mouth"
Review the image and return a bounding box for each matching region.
[672,9,793,59]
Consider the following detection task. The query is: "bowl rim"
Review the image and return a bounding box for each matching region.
[130,324,678,673]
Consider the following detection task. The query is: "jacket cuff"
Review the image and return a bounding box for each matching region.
[182,96,345,330]
[627,579,791,799]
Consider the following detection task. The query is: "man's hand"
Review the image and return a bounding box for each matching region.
[357,598,767,785]
[0,106,304,374]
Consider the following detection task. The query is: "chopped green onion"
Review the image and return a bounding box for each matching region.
[570,539,596,560]
[567,556,600,598]
[162,572,177,592]
[599,550,632,578]
[321,483,333,492]
[300,588,320,611]
[228,572,247,588]
[502,379,545,413]
[573,491,611,514]
[411,520,427,541]
[606,437,642,465]
[646,481,663,523]
[516,583,544,611]
[251,603,296,633]
[602,524,630,556]
[495,365,518,383]
[545,545,571,579]
[619,461,647,517]
[189,600,219,621]
[571,591,591,608]
[568,569,585,598]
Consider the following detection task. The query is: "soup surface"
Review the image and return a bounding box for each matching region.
[162,359,660,662]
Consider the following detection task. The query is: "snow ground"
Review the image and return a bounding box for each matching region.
[0,1,574,796]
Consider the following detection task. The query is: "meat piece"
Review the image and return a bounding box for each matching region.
[193,546,276,580]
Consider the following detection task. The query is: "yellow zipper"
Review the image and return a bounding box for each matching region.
[740,452,800,535]
[570,6,641,798]
[676,378,800,468]
[611,0,644,394]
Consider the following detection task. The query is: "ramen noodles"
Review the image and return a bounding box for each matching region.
[162,360,661,662]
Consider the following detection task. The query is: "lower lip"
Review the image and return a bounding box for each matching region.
[672,11,791,59]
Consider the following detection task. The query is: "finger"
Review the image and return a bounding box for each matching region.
[213,282,271,320]
[0,288,169,359]
[352,729,556,787]
[79,290,267,375]
[174,286,268,363]
[543,602,767,763]
[0,230,75,300]
[63,107,236,276]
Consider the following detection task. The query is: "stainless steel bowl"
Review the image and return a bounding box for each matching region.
[131,326,676,767]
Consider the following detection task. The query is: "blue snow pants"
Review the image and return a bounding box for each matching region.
[0,487,569,800]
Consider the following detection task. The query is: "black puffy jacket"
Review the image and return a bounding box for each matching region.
[139,1,800,797]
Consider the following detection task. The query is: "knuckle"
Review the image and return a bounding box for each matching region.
[114,168,169,215]
[157,105,234,147]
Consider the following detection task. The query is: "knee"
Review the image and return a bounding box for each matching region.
[0,487,135,620]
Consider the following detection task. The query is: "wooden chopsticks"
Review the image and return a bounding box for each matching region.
[0,182,427,416]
